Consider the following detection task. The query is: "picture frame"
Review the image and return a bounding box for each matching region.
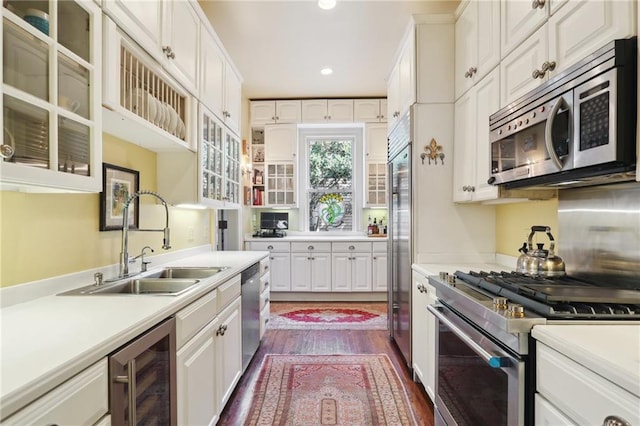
[99,163,140,231]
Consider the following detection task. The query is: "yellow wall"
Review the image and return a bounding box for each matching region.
[0,134,213,288]
[495,198,559,257]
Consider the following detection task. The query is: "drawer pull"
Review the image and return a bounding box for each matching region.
[603,416,632,426]
[308,245,314,250]
[267,245,274,250]
[348,245,355,250]
[264,281,270,287]
[265,297,270,304]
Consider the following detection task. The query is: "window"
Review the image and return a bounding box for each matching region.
[299,127,363,232]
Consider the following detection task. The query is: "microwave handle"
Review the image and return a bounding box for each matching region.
[544,97,570,170]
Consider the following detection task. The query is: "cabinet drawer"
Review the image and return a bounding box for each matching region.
[3,359,108,425]
[259,256,270,275]
[249,241,290,252]
[537,343,640,425]
[291,242,332,252]
[372,241,387,252]
[217,274,241,311]
[260,271,271,293]
[260,287,270,311]
[332,242,372,252]
[176,289,218,348]
[260,303,270,338]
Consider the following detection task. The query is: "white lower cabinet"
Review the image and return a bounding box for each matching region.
[535,342,639,425]
[215,298,242,410]
[371,244,388,292]
[176,276,242,425]
[411,270,436,401]
[331,243,372,292]
[2,359,109,425]
[247,242,291,291]
[291,243,332,292]
[177,316,219,426]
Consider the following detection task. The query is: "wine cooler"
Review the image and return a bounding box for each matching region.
[109,317,177,426]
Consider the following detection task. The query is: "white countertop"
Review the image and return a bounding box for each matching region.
[412,261,512,277]
[245,234,387,242]
[532,325,640,398]
[0,250,267,420]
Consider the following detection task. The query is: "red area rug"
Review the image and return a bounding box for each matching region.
[269,302,387,330]
[244,354,416,425]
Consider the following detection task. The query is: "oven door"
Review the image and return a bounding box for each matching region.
[489,92,573,185]
[428,304,527,426]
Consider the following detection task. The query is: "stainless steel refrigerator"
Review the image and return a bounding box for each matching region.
[388,110,412,367]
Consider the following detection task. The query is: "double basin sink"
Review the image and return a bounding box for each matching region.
[59,267,228,296]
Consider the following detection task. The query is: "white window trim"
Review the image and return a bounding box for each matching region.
[297,126,364,234]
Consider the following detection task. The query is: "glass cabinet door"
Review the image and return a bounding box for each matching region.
[201,112,224,202]
[1,0,101,192]
[224,131,240,204]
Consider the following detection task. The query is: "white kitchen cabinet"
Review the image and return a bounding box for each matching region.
[102,0,163,59]
[501,0,548,60]
[250,100,301,126]
[388,16,455,129]
[453,68,500,202]
[1,0,103,193]
[500,0,636,107]
[157,104,241,207]
[535,394,575,426]
[301,99,354,123]
[331,243,372,292]
[160,0,200,96]
[535,342,639,426]
[365,163,387,207]
[265,162,296,207]
[372,242,388,292]
[2,358,108,425]
[199,25,241,134]
[264,124,297,162]
[354,99,387,123]
[177,316,219,426]
[454,0,500,100]
[411,270,436,401]
[247,241,291,292]
[259,257,271,339]
[215,298,242,412]
[291,242,332,292]
[365,123,388,161]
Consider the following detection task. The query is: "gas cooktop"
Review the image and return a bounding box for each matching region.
[454,271,640,319]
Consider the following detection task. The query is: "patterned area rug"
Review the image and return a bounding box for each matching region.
[268,302,388,330]
[244,354,416,425]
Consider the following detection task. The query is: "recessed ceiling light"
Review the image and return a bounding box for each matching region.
[318,0,336,10]
[320,67,333,76]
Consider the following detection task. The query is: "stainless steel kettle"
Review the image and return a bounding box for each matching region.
[516,226,566,277]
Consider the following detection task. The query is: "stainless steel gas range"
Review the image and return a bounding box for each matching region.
[427,270,640,426]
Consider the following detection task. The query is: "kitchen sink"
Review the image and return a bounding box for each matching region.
[58,266,229,296]
[144,266,229,279]
[59,278,200,296]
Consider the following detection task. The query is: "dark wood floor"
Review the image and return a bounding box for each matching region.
[217,328,435,425]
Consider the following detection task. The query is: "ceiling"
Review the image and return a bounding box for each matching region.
[198,0,459,100]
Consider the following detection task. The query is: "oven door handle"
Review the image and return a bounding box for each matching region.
[544,96,570,170]
[428,304,510,369]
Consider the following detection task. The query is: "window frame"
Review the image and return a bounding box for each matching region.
[297,125,364,234]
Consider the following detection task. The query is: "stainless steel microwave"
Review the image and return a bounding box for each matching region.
[489,37,637,189]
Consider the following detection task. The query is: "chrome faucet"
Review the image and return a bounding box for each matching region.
[132,246,155,272]
[119,190,171,278]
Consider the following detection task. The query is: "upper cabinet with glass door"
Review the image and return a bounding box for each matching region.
[1,0,102,192]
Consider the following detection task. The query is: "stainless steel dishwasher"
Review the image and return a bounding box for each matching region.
[241,263,261,372]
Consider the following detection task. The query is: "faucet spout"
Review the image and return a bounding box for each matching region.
[119,190,171,278]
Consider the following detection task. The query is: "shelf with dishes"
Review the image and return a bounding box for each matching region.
[102,16,196,153]
[1,1,102,192]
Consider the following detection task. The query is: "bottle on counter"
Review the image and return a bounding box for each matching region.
[372,218,379,235]
[367,216,373,235]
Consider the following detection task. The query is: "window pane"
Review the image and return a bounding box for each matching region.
[309,192,352,231]
[308,139,352,190]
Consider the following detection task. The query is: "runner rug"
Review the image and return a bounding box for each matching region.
[268,302,387,330]
[244,354,416,425]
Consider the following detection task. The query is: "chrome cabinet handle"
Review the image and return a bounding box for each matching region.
[464,67,477,78]
[0,144,15,159]
[267,245,274,250]
[531,0,545,9]
[603,415,632,426]
[162,45,176,59]
[348,245,355,250]
[308,245,314,250]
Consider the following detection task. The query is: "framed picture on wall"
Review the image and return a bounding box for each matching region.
[99,163,140,231]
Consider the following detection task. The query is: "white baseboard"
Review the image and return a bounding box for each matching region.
[270,292,387,303]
